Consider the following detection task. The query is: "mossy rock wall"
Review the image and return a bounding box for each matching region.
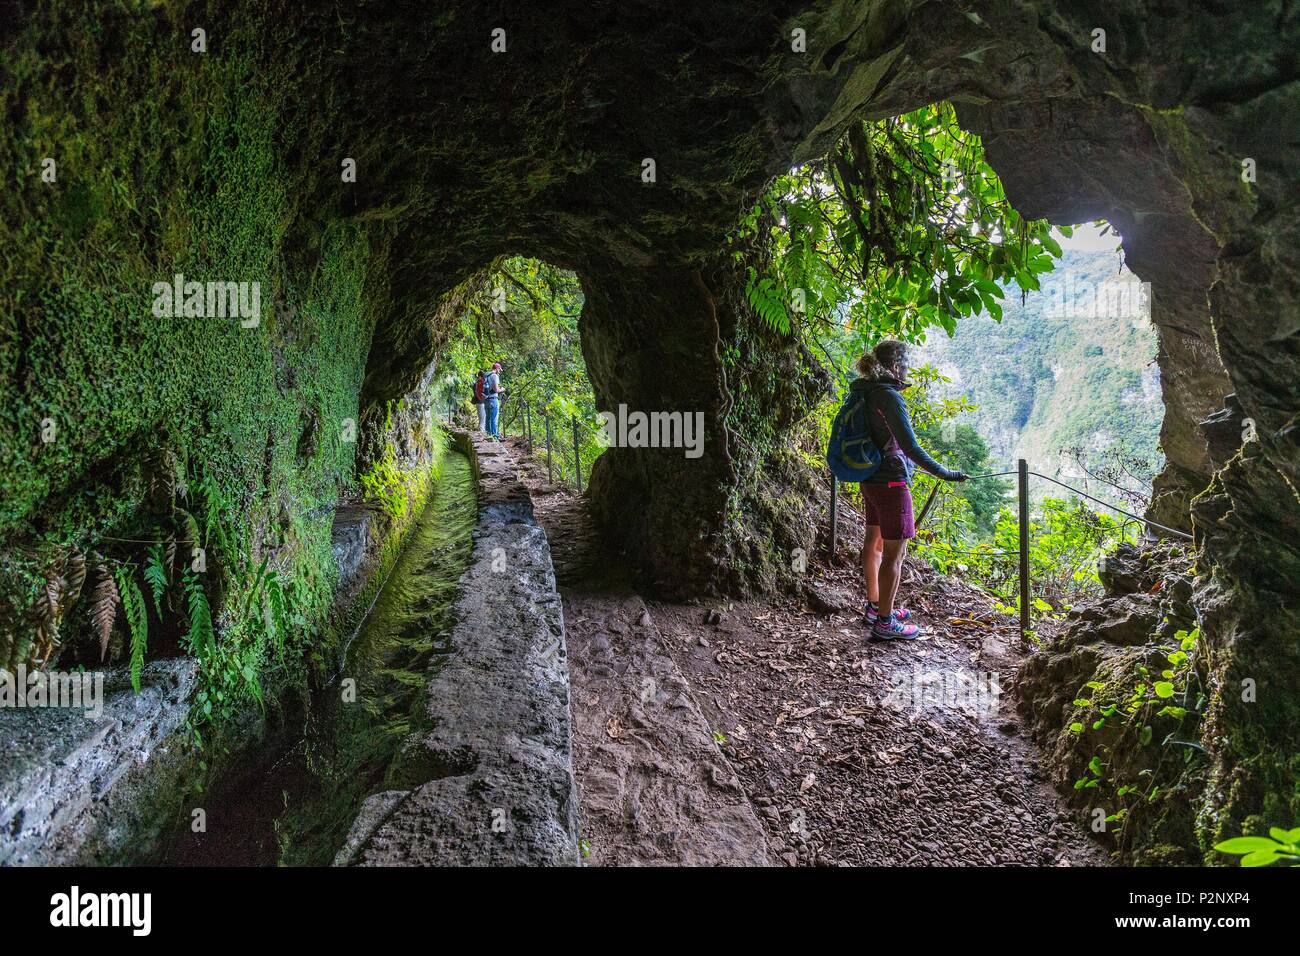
[0,2,399,721]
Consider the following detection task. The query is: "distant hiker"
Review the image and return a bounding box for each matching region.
[484,361,504,439]
[473,369,488,432]
[828,339,968,641]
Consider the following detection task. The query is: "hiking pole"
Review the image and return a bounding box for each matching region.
[829,477,839,557]
[913,480,943,531]
[1018,458,1031,642]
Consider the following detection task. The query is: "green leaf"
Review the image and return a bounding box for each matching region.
[183,569,214,660]
[114,565,149,694]
[1214,837,1280,855]
[143,544,168,618]
[1153,681,1176,699]
[1240,849,1280,867]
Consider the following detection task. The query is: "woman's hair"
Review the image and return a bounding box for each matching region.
[856,339,910,379]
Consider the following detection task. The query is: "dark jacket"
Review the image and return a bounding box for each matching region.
[852,376,959,486]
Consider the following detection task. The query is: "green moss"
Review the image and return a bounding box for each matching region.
[0,1,395,733]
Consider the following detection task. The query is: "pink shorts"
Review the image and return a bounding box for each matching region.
[860,482,915,540]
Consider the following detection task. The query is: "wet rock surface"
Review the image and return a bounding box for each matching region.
[0,660,197,865]
[336,432,580,866]
[332,503,382,595]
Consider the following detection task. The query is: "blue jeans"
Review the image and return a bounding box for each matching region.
[485,397,500,437]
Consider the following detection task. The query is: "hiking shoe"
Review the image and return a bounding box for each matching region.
[864,601,912,624]
[871,617,921,641]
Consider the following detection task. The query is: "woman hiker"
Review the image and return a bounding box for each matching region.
[854,339,969,640]
[474,369,488,432]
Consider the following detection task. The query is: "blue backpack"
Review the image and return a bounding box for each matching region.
[826,387,883,482]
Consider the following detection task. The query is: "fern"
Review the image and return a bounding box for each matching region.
[182,568,214,659]
[264,569,288,658]
[196,468,226,543]
[65,550,87,606]
[179,508,202,552]
[90,558,120,661]
[745,272,792,335]
[114,564,148,693]
[144,540,168,617]
[244,556,269,612]
[29,567,62,667]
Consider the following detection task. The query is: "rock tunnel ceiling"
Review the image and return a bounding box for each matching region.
[1,0,1297,874]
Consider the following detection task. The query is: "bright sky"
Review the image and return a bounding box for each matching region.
[1055,221,1123,252]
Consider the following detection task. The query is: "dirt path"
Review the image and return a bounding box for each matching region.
[504,440,768,865]
[503,437,1106,867]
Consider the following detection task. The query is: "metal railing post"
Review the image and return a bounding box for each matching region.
[545,416,553,484]
[1018,458,1031,641]
[447,392,453,425]
[829,477,838,557]
[572,414,582,493]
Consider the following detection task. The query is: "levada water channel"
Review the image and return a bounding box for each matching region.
[165,448,477,865]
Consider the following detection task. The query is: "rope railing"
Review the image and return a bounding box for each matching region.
[443,385,594,491]
[827,458,1195,640]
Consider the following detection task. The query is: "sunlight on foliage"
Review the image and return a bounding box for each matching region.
[443,257,604,488]
[732,101,1065,351]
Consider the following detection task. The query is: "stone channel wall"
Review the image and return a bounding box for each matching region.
[0,660,198,866]
[0,417,444,867]
[335,431,581,866]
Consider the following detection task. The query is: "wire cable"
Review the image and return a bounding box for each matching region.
[1028,471,1194,541]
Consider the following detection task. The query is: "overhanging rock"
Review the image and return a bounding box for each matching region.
[335,432,580,866]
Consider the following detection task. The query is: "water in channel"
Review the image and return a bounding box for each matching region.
[166,449,477,865]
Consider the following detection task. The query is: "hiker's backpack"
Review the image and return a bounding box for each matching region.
[473,375,485,403]
[826,388,883,482]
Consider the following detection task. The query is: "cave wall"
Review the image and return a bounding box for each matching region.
[580,256,826,597]
[967,1,1300,850]
[0,2,394,684]
[580,263,735,595]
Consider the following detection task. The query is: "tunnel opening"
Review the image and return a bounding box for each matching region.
[437,256,604,490]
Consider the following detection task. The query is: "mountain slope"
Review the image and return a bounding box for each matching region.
[918,248,1164,495]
